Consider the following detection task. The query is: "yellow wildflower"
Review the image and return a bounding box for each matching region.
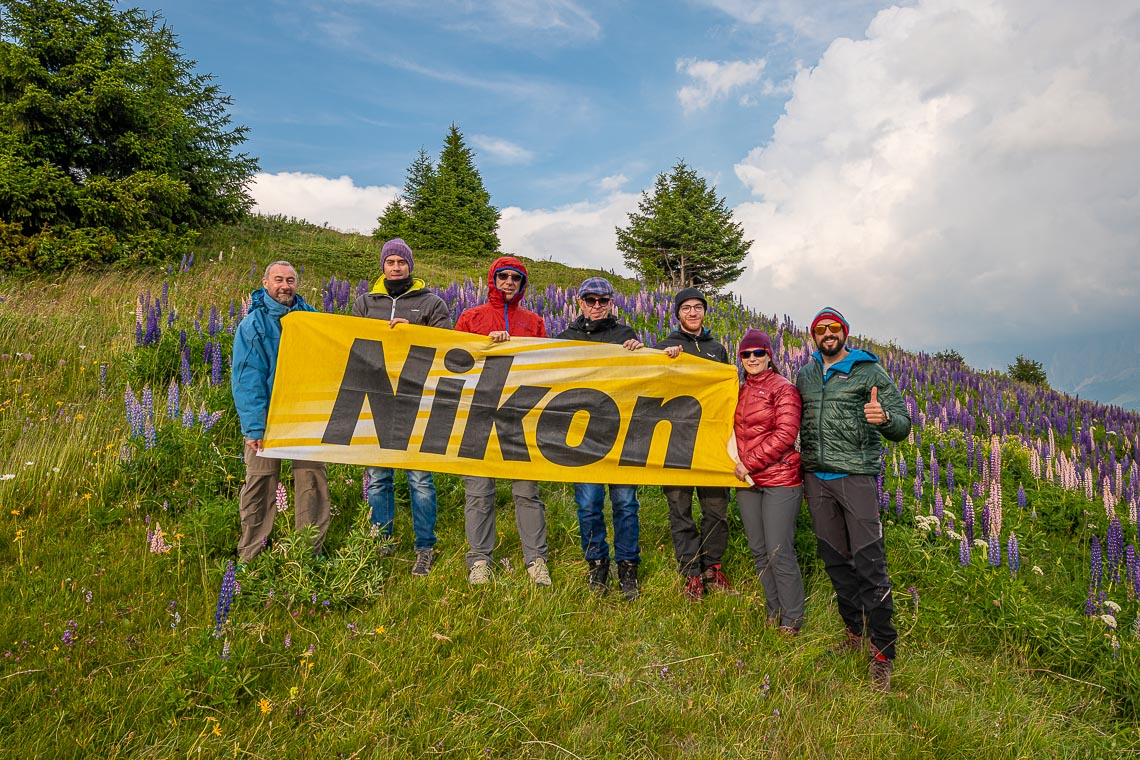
[258,698,272,714]
[14,529,24,542]
[375,625,386,635]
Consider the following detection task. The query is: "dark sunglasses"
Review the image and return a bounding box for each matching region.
[813,323,844,335]
[495,272,523,283]
[739,349,768,359]
[582,295,612,306]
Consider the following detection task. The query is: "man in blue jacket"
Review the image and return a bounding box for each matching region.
[232,261,331,562]
[796,306,910,692]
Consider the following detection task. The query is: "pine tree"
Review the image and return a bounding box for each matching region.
[0,0,256,270]
[615,160,751,291]
[374,124,499,257]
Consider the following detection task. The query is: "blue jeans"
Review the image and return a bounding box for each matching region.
[574,483,640,563]
[366,467,437,550]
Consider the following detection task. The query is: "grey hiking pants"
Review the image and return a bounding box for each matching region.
[462,477,548,568]
[737,485,806,628]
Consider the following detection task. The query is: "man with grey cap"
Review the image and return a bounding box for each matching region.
[351,238,452,576]
[555,277,645,599]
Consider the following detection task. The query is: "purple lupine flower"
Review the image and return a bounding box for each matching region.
[946,460,955,492]
[166,379,180,420]
[1090,534,1104,592]
[963,492,975,544]
[275,483,289,513]
[210,343,223,386]
[180,346,192,387]
[362,470,370,504]
[1007,533,1020,573]
[143,414,156,450]
[895,485,903,517]
[99,363,108,389]
[62,619,77,647]
[1017,483,1026,510]
[959,535,970,566]
[182,405,195,429]
[1106,517,1124,583]
[214,560,237,638]
[988,532,1000,567]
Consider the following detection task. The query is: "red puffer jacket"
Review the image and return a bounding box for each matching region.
[734,369,803,487]
[454,256,547,337]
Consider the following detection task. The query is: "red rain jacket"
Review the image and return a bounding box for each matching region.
[454,256,547,338]
[734,369,803,487]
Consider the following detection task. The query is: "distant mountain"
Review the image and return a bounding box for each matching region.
[952,333,1140,411]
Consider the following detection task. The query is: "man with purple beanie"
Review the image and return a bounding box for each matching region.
[351,238,452,576]
[556,277,645,599]
[796,306,910,691]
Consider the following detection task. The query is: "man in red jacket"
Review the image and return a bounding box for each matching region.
[454,257,551,587]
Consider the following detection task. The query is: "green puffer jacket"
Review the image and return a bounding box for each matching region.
[795,348,911,475]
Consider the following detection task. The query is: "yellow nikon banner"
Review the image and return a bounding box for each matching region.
[262,312,743,487]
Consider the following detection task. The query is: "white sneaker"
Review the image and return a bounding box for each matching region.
[527,558,552,587]
[468,560,492,585]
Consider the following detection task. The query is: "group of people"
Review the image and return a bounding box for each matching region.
[230,239,911,692]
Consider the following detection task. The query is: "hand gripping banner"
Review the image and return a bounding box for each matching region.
[261,312,743,487]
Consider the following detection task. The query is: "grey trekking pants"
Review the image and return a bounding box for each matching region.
[462,477,548,568]
[737,485,806,628]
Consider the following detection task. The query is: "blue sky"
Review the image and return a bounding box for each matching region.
[151,0,1140,407]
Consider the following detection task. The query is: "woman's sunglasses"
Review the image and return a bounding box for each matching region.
[739,349,768,359]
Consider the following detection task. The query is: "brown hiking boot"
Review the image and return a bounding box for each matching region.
[702,564,734,593]
[683,575,705,602]
[870,655,893,692]
[831,629,867,655]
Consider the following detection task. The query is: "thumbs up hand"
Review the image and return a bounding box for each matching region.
[864,386,888,426]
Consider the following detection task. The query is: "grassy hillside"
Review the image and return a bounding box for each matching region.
[1,216,1137,758]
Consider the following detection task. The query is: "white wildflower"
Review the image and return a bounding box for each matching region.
[1032,566,1043,576]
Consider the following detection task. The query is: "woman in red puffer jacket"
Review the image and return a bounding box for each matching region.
[732,328,806,634]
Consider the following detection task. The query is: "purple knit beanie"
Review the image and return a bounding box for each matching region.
[381,238,414,273]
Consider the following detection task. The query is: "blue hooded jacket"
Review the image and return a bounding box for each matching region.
[231,288,317,440]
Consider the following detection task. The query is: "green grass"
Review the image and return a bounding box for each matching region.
[0,217,1137,758]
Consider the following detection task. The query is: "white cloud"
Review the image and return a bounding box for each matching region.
[250,173,398,235]
[729,0,1140,357]
[498,194,641,271]
[596,174,629,193]
[469,135,536,165]
[677,58,767,113]
[697,0,895,41]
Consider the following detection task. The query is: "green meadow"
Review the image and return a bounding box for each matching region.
[0,217,1136,758]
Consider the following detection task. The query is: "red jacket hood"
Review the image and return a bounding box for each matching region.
[486,256,529,309]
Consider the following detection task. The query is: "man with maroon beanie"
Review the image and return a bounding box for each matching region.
[796,306,910,692]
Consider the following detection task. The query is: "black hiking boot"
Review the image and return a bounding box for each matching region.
[587,558,610,594]
[617,560,640,601]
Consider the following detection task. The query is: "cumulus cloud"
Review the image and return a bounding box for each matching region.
[596,174,629,193]
[498,193,641,271]
[677,58,767,113]
[729,0,1140,361]
[250,173,398,234]
[469,135,536,165]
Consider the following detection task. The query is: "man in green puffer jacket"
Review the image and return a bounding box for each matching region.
[796,306,910,693]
